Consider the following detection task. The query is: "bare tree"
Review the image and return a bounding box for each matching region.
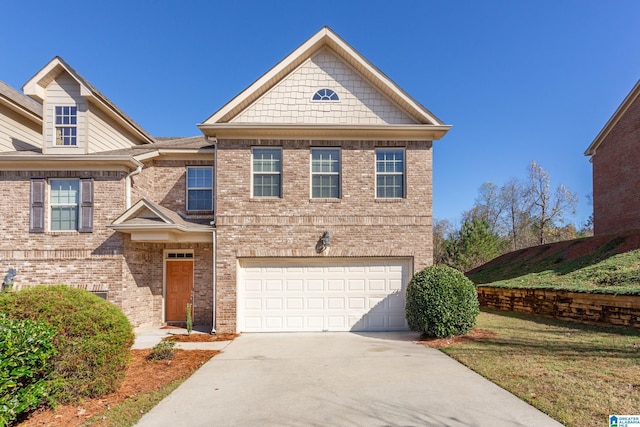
[499,177,530,250]
[470,182,506,234]
[526,161,578,245]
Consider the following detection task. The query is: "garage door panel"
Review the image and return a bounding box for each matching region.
[238,258,410,332]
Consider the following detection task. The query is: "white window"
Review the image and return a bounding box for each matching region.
[252,148,282,198]
[50,179,79,230]
[55,106,77,146]
[186,167,213,211]
[376,148,405,198]
[311,88,339,101]
[311,148,340,199]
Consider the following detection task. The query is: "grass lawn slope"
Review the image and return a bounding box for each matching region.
[468,230,640,295]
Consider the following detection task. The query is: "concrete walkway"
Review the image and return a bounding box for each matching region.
[136,332,563,427]
[132,325,232,351]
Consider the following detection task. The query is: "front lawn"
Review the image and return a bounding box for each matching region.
[438,309,640,427]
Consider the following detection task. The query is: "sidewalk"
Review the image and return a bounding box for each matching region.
[132,325,233,351]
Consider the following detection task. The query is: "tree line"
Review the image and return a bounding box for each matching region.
[434,161,591,272]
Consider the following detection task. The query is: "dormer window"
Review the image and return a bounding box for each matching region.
[312,88,339,101]
[55,106,77,145]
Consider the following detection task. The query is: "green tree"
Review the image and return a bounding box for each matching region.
[456,218,504,271]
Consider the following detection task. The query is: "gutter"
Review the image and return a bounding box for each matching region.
[125,160,143,209]
[209,137,218,334]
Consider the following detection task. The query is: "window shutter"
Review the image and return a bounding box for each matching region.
[78,178,94,233]
[30,178,45,233]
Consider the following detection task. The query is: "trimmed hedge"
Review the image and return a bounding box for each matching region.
[0,286,134,405]
[0,314,57,426]
[406,265,479,338]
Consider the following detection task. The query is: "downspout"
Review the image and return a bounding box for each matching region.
[209,137,218,334]
[125,159,144,209]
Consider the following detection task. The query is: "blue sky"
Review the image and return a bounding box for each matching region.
[2,1,639,227]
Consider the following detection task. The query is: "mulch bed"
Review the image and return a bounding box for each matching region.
[18,349,219,427]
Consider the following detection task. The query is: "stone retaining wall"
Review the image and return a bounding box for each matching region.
[477,286,640,329]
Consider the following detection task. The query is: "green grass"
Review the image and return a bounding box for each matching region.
[81,378,186,427]
[442,309,640,427]
[469,245,640,295]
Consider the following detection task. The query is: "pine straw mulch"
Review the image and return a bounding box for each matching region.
[19,349,219,427]
[418,328,497,349]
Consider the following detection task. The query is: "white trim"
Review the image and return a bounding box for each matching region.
[310,147,341,199]
[375,147,406,199]
[251,146,282,198]
[185,166,214,212]
[49,178,80,232]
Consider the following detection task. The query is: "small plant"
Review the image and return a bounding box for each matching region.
[186,303,193,335]
[406,265,479,338]
[147,341,177,361]
[0,314,57,425]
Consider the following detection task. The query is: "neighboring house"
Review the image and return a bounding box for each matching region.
[585,80,640,236]
[0,27,450,333]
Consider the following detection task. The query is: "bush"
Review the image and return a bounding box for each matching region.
[405,265,479,338]
[0,285,134,405]
[0,315,57,426]
[147,341,177,361]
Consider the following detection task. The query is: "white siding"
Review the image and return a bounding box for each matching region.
[43,73,87,154]
[232,49,416,125]
[0,106,41,152]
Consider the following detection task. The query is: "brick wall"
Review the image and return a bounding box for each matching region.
[477,286,640,329]
[592,93,640,235]
[214,138,433,333]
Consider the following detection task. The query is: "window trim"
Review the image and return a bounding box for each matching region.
[54,105,78,146]
[185,166,214,212]
[49,178,80,231]
[375,147,406,199]
[251,147,283,198]
[310,147,341,199]
[311,88,340,102]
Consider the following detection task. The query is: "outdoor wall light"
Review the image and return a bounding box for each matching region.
[2,267,16,291]
[316,230,331,253]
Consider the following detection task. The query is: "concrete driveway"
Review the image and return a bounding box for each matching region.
[136,332,563,427]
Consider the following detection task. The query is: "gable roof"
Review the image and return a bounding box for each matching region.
[108,198,213,243]
[0,80,42,123]
[22,56,154,144]
[585,79,640,156]
[199,27,450,140]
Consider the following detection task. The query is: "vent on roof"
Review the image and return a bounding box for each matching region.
[312,88,339,101]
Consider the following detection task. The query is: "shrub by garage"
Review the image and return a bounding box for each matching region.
[0,285,134,405]
[406,265,479,338]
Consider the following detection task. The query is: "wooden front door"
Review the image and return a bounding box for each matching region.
[166,261,194,322]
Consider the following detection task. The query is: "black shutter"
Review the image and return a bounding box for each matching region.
[30,178,46,233]
[78,178,94,233]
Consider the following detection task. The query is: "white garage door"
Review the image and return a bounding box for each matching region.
[237,258,411,332]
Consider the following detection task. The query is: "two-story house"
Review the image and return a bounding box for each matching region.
[0,27,450,333]
[585,79,640,236]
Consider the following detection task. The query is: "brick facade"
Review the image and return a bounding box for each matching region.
[590,84,640,235]
[213,138,433,332]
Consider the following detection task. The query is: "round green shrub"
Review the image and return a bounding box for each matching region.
[0,285,134,404]
[405,265,479,338]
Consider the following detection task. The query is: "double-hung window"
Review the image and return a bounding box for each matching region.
[186,167,213,211]
[376,148,405,198]
[252,148,282,198]
[55,106,77,146]
[311,148,340,199]
[50,179,80,230]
